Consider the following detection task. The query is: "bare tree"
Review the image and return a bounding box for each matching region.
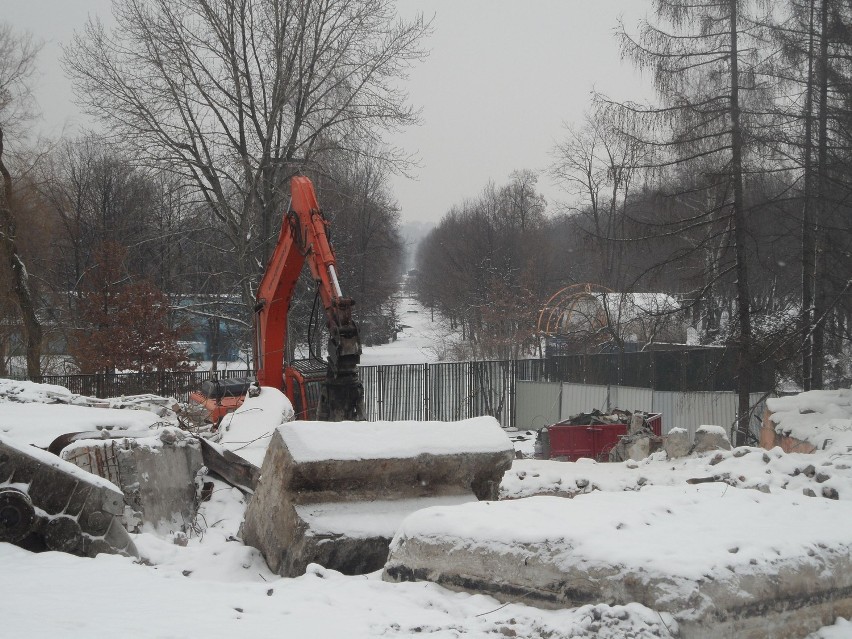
[0,23,43,377]
[415,172,549,360]
[610,0,767,444]
[64,0,429,315]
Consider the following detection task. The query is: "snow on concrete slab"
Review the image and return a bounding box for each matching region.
[0,402,160,448]
[217,386,294,466]
[0,432,121,493]
[296,495,476,539]
[386,485,852,636]
[396,484,852,582]
[280,416,512,463]
[766,389,852,452]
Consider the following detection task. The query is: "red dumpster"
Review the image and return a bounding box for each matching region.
[546,413,662,462]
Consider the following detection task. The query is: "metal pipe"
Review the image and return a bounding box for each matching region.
[328,265,343,298]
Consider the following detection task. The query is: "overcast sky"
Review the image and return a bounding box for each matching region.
[6,0,653,225]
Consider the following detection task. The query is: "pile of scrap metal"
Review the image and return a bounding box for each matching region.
[535,408,662,462]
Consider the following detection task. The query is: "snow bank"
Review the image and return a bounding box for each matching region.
[0,378,74,403]
[501,447,852,501]
[1,538,680,638]
[217,386,295,466]
[280,416,511,462]
[808,618,852,639]
[766,389,852,451]
[0,402,160,448]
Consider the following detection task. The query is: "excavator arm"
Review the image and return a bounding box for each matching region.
[253,176,364,421]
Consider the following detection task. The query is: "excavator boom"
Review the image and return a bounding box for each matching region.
[253,176,364,421]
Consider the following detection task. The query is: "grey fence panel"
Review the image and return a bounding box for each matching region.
[652,391,763,440]
[653,390,738,438]
[560,383,609,420]
[379,364,427,422]
[516,381,561,431]
[469,360,513,428]
[428,361,471,422]
[359,366,379,420]
[612,386,655,415]
[748,392,768,441]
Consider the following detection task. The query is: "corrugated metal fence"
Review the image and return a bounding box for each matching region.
[359,360,516,427]
[516,380,768,442]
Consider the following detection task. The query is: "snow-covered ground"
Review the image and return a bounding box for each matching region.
[360,296,461,365]
[0,481,675,639]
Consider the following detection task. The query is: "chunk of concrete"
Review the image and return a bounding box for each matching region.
[241,417,514,577]
[0,433,137,557]
[664,427,691,458]
[383,485,852,639]
[692,424,732,453]
[62,427,203,532]
[609,432,662,462]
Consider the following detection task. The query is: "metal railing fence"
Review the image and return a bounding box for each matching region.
[20,348,767,430]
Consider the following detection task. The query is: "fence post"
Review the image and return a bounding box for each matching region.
[509,360,515,430]
[423,362,430,421]
[377,365,384,421]
[467,361,474,419]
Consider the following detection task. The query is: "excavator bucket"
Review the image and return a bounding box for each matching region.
[239,416,514,577]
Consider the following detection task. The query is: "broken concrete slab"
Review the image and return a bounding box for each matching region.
[664,427,691,458]
[0,433,137,557]
[61,427,203,533]
[383,484,852,639]
[692,424,732,453]
[241,417,514,577]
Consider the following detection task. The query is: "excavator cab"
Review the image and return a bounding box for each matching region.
[284,360,327,420]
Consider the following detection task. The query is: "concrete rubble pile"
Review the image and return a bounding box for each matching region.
[241,417,515,577]
[0,433,137,558]
[608,411,663,462]
[60,427,204,532]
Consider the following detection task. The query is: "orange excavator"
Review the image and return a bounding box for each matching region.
[189,176,364,423]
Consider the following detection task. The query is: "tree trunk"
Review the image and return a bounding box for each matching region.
[730,0,752,445]
[811,0,830,389]
[801,0,817,391]
[0,128,42,378]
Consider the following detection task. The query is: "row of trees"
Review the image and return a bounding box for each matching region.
[415,0,852,443]
[415,170,548,360]
[0,0,426,376]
